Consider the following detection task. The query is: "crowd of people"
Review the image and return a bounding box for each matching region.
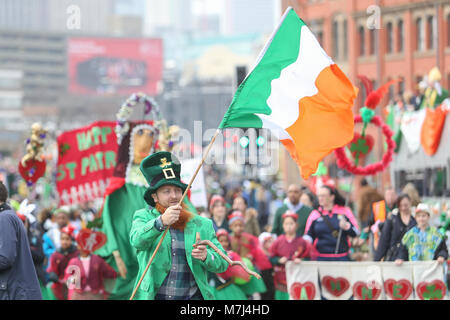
[1,165,449,300]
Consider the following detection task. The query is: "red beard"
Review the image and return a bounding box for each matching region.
[155,202,193,231]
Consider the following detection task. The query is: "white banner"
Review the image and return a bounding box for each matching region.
[286,261,447,300]
[180,158,208,209]
[400,109,426,153]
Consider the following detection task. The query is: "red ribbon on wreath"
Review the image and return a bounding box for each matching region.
[335,115,395,175]
[335,77,398,176]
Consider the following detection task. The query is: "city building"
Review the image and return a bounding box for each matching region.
[282,0,449,107]
[0,0,115,34]
[222,0,278,36]
[282,0,450,194]
[0,69,24,152]
[0,30,66,107]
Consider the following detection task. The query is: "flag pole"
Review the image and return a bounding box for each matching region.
[129,129,221,300]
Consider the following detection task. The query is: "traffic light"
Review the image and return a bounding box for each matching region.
[239,136,250,148]
[256,128,265,147]
[256,135,265,147]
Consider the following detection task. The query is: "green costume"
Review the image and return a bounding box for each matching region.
[96,166,198,300]
[95,178,146,300]
[272,203,313,236]
[208,272,247,300]
[130,207,228,299]
[95,121,163,300]
[129,151,228,300]
[238,257,267,296]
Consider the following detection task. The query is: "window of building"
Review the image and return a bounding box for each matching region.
[447,14,450,47]
[358,26,365,56]
[426,15,436,50]
[398,77,405,96]
[369,29,375,55]
[332,20,339,59]
[0,96,21,109]
[386,22,393,53]
[343,19,348,59]
[416,17,424,51]
[387,77,394,101]
[397,19,404,52]
[317,31,323,47]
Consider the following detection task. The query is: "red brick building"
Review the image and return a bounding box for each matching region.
[280,0,450,194]
[282,0,449,107]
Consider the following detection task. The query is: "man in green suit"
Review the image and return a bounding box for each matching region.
[129,151,228,300]
[271,184,313,236]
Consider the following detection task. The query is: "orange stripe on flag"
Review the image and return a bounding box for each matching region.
[285,64,357,179]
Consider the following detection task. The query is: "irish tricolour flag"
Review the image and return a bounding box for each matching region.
[219,7,357,179]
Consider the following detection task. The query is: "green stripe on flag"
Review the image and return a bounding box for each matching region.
[219,9,305,129]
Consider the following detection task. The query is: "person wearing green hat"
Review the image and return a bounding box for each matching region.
[129,151,228,300]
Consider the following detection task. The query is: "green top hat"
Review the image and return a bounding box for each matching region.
[140,151,189,207]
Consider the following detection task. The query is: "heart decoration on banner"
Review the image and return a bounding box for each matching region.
[18,159,47,186]
[352,281,382,300]
[290,282,316,300]
[416,280,446,300]
[348,132,375,159]
[322,276,350,297]
[75,229,107,254]
[383,279,413,300]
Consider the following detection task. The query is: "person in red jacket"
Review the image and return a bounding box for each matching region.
[46,225,78,300]
[65,231,117,300]
[270,211,318,300]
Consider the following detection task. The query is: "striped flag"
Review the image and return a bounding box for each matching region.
[219,7,357,179]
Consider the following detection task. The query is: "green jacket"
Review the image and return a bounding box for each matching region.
[272,204,313,236]
[129,207,228,300]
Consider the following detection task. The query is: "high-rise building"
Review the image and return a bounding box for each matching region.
[0,69,25,151]
[0,0,143,36]
[222,0,276,36]
[0,30,66,106]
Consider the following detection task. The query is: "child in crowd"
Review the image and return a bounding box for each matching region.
[228,211,271,298]
[270,211,318,300]
[43,207,71,263]
[209,195,229,232]
[258,232,277,300]
[69,206,83,233]
[259,232,276,256]
[46,225,79,300]
[208,228,249,300]
[65,230,117,300]
[395,203,448,265]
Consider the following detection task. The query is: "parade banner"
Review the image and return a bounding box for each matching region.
[286,261,447,300]
[400,109,426,153]
[180,158,208,209]
[56,121,118,205]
